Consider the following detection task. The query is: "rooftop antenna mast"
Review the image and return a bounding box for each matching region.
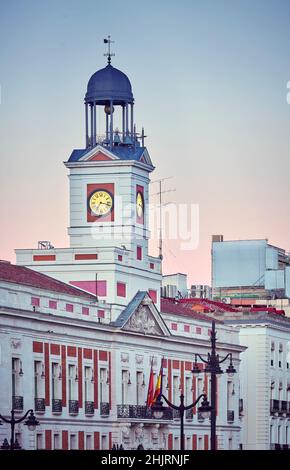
[151,177,175,263]
[103,35,115,64]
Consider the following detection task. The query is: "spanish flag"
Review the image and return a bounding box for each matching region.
[151,358,164,405]
[146,357,154,407]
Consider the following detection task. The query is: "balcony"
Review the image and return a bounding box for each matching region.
[270,399,280,416]
[185,408,193,420]
[69,400,79,415]
[239,398,244,417]
[52,398,62,414]
[117,404,173,420]
[282,444,289,450]
[227,410,234,422]
[12,396,23,411]
[280,401,287,415]
[34,398,45,413]
[85,401,94,416]
[100,402,110,417]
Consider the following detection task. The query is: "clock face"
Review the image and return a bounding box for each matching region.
[136,191,144,218]
[88,190,113,217]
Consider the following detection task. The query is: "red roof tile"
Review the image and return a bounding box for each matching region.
[161,298,222,323]
[0,261,95,299]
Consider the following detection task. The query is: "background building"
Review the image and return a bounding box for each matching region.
[212,235,290,303]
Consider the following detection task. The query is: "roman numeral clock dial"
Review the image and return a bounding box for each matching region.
[89,190,113,217]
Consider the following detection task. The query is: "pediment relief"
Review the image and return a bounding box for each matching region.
[123,304,164,336]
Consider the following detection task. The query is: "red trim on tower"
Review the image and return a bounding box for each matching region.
[45,430,52,450]
[33,341,43,353]
[192,434,197,450]
[33,255,56,262]
[50,344,60,355]
[74,254,98,260]
[44,343,50,406]
[67,346,76,357]
[61,345,66,407]
[78,348,83,408]
[83,348,92,359]
[136,184,144,225]
[87,183,115,223]
[78,431,84,450]
[93,350,98,409]
[62,431,68,450]
[94,432,100,450]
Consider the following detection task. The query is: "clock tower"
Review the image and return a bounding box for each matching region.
[16,45,162,317]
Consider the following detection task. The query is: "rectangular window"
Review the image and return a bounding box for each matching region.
[184,325,190,333]
[98,309,105,319]
[34,361,42,399]
[150,262,154,269]
[12,358,20,397]
[84,366,92,402]
[171,323,177,331]
[49,300,57,309]
[137,246,142,260]
[82,307,89,316]
[86,434,93,450]
[196,327,202,335]
[51,363,59,400]
[36,433,43,450]
[66,304,74,313]
[31,297,40,307]
[68,365,76,401]
[148,289,157,303]
[136,371,143,406]
[53,434,60,450]
[118,255,123,262]
[70,434,77,450]
[100,368,107,404]
[121,370,128,405]
[117,282,126,298]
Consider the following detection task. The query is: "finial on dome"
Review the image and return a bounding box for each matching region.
[103,35,115,65]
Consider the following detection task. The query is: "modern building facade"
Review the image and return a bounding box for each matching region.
[212,236,290,302]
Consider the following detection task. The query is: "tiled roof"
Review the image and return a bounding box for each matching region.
[68,146,147,163]
[179,298,238,313]
[0,261,96,299]
[161,298,222,323]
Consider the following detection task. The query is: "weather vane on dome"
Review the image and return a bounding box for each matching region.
[103,35,115,64]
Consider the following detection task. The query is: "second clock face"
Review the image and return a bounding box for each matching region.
[136,191,144,218]
[89,190,113,217]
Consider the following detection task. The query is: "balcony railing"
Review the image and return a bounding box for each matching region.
[270,399,280,415]
[85,401,94,416]
[34,398,45,413]
[227,410,234,422]
[239,398,244,416]
[52,398,62,413]
[100,402,110,417]
[69,400,79,415]
[117,404,173,420]
[185,408,193,420]
[12,396,23,411]
[281,401,287,414]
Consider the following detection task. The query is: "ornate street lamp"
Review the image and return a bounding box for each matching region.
[152,393,211,450]
[0,409,39,450]
[192,320,237,450]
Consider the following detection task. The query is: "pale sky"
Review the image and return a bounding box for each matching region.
[1,0,290,285]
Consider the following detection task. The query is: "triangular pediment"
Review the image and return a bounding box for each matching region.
[79,145,119,162]
[113,291,170,337]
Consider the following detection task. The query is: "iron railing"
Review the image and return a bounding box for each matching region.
[52,398,62,413]
[270,399,280,415]
[117,404,173,420]
[85,401,94,415]
[100,402,110,417]
[227,410,234,422]
[12,396,23,411]
[69,400,79,415]
[34,398,45,413]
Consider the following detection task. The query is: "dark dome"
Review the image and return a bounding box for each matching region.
[85,64,134,105]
